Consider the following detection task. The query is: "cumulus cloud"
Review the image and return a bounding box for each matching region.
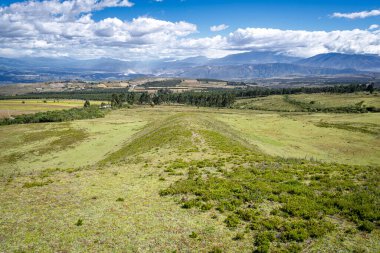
[0,1,379,59]
[369,24,379,30]
[226,28,380,57]
[332,9,380,19]
[210,24,229,32]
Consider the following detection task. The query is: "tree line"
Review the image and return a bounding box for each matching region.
[110,90,236,108]
[0,105,106,126]
[234,83,375,98]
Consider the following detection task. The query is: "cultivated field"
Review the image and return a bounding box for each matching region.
[0,97,379,252]
[0,99,103,118]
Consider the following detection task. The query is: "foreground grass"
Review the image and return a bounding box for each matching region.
[0,105,379,252]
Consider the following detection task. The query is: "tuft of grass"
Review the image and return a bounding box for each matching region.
[189,231,198,239]
[23,179,53,188]
[75,219,83,226]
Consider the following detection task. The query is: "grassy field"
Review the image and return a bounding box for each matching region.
[0,102,379,252]
[0,99,104,118]
[234,92,380,112]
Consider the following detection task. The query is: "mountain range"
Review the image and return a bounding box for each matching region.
[1,51,380,83]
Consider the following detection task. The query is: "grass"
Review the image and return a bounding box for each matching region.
[0,99,104,118]
[234,92,380,113]
[216,111,380,165]
[0,101,379,252]
[234,95,300,111]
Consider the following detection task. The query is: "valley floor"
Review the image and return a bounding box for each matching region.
[0,106,379,252]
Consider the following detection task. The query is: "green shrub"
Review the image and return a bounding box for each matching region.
[224,214,240,228]
[358,220,375,232]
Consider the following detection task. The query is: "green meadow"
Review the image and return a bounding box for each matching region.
[0,95,379,252]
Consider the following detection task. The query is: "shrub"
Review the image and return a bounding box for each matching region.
[358,220,375,232]
[224,214,240,228]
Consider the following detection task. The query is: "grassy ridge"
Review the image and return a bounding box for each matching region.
[0,106,379,252]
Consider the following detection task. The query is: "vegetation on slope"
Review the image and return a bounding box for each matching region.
[235,92,380,113]
[0,103,379,252]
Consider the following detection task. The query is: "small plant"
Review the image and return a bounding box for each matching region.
[75,219,83,226]
[189,231,198,238]
[209,246,223,253]
[232,232,244,240]
[116,197,125,202]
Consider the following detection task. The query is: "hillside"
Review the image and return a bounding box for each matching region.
[1,104,379,252]
[297,53,380,71]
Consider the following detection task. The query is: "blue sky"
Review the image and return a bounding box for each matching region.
[0,0,379,59]
[3,0,379,32]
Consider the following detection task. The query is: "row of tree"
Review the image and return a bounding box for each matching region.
[109,90,236,108]
[235,83,375,98]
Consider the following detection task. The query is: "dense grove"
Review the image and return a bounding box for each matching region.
[235,83,375,98]
[0,105,106,125]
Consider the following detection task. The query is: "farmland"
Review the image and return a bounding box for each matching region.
[0,93,379,252]
[0,99,104,118]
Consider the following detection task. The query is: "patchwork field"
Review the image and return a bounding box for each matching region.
[0,102,379,252]
[0,99,103,118]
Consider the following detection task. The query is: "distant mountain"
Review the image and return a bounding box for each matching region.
[297,53,380,71]
[1,52,380,83]
[177,63,363,79]
[0,56,135,72]
[210,51,301,65]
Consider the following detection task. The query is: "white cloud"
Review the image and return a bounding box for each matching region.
[332,9,380,19]
[226,28,380,57]
[0,1,379,59]
[369,24,379,30]
[210,24,229,32]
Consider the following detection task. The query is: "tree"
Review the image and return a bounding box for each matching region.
[84,100,91,108]
[111,93,122,108]
[366,83,374,94]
